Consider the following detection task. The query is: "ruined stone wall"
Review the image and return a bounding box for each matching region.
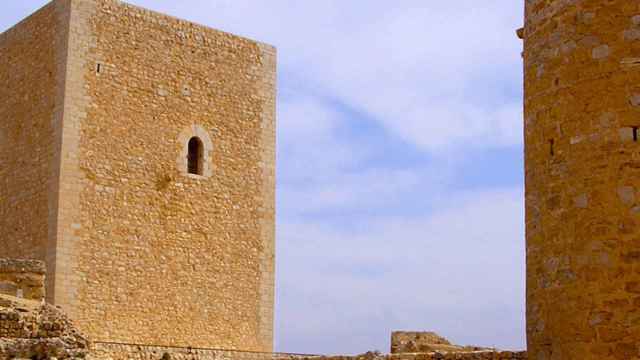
[524,0,640,359]
[0,259,46,301]
[51,0,276,351]
[0,294,89,359]
[391,332,451,354]
[389,332,491,354]
[274,352,526,360]
[91,343,302,360]
[0,0,69,294]
[389,331,517,357]
[89,345,525,360]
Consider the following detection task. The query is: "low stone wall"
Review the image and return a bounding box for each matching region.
[390,332,489,354]
[390,352,526,360]
[286,352,526,360]
[89,344,525,360]
[0,259,45,301]
[0,294,89,359]
[388,331,522,358]
[391,332,453,353]
[90,342,316,360]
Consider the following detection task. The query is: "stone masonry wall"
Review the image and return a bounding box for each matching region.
[0,294,89,359]
[0,0,69,296]
[89,344,524,360]
[276,352,526,360]
[0,259,46,301]
[90,342,303,360]
[390,332,488,354]
[50,0,276,351]
[524,0,640,359]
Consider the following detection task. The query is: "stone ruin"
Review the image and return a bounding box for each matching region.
[6,0,640,358]
[0,260,46,302]
[0,259,89,360]
[390,331,492,354]
[0,257,525,360]
[287,331,527,360]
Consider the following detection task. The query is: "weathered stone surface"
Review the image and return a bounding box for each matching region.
[524,0,640,358]
[0,260,45,275]
[592,44,610,59]
[91,342,310,360]
[280,351,526,360]
[0,0,276,351]
[0,294,89,359]
[0,0,64,294]
[90,344,525,360]
[390,332,490,354]
[0,259,46,301]
[618,127,636,142]
[573,194,588,209]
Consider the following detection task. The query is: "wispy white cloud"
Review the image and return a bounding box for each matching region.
[272,88,524,353]
[278,97,369,182]
[125,0,527,353]
[136,0,524,153]
[2,1,524,153]
[2,1,526,355]
[277,188,525,354]
[278,96,453,215]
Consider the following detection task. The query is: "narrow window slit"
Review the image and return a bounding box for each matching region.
[96,63,102,73]
[550,139,555,156]
[187,137,204,175]
[633,127,639,142]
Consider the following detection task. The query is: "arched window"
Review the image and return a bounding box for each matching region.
[187,137,203,175]
[177,124,213,178]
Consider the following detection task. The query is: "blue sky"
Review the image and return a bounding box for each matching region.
[1,1,525,354]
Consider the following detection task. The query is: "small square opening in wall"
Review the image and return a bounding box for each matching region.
[619,127,640,142]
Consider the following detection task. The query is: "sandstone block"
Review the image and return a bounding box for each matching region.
[592,45,610,59]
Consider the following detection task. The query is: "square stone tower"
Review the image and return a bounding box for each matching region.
[0,0,276,351]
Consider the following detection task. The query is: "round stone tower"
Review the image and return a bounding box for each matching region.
[524,1,640,359]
